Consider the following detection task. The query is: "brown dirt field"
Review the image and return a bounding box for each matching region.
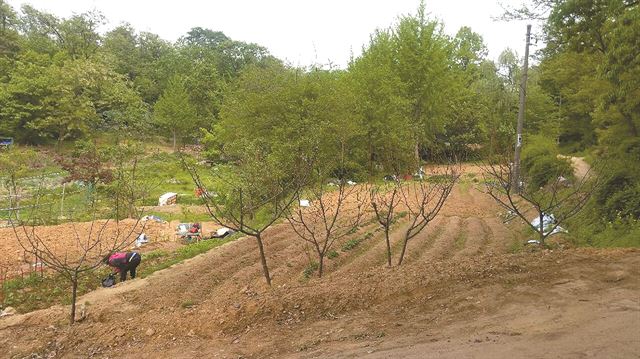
[0,218,222,278]
[1,175,639,358]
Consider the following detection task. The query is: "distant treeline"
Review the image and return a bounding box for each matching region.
[0,1,637,237]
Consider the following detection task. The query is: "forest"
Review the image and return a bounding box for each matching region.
[0,0,638,247]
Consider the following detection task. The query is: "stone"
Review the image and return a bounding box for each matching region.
[145,328,156,336]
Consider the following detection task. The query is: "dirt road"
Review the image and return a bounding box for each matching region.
[1,177,638,358]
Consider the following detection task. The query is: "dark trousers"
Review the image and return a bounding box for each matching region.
[119,253,141,281]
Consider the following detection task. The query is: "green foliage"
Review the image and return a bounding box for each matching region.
[153,76,200,149]
[341,231,374,251]
[594,166,640,221]
[327,250,339,259]
[529,0,639,245]
[521,135,572,190]
[341,238,361,251]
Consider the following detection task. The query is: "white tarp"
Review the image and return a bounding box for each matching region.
[216,227,232,236]
[299,199,310,207]
[135,233,149,248]
[530,213,567,236]
[158,192,177,206]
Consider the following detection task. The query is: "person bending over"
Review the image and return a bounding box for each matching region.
[103,252,141,282]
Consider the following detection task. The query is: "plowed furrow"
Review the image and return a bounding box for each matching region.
[417,216,461,262]
[453,217,486,258]
[401,216,447,265]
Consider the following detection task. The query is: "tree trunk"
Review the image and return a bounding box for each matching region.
[539,213,545,245]
[397,236,409,266]
[255,233,271,286]
[385,227,392,267]
[70,274,78,325]
[172,130,177,152]
[318,254,324,278]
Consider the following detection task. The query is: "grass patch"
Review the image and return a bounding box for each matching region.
[139,234,239,277]
[508,233,525,253]
[453,229,467,250]
[327,250,339,259]
[303,261,319,279]
[1,270,110,313]
[341,231,374,251]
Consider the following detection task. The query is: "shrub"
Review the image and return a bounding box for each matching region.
[594,166,640,221]
[521,135,572,190]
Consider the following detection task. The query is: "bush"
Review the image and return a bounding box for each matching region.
[521,135,572,190]
[594,166,640,221]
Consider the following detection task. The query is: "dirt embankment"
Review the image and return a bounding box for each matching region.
[0,176,638,359]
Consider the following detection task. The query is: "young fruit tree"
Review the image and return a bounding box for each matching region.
[482,159,601,246]
[183,151,307,286]
[370,180,402,267]
[396,165,459,265]
[286,178,367,278]
[8,147,147,324]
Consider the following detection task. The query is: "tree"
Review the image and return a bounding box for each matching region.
[396,165,459,265]
[482,157,601,245]
[393,4,456,160]
[350,3,459,170]
[370,180,402,267]
[7,147,147,324]
[287,178,367,278]
[0,0,20,60]
[349,29,414,175]
[154,76,199,151]
[452,26,488,72]
[183,149,307,286]
[56,140,114,202]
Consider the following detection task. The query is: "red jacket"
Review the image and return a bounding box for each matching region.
[107,252,129,272]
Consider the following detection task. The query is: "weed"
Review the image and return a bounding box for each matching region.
[181,299,196,308]
[342,239,360,251]
[327,250,339,259]
[342,231,375,251]
[303,262,319,278]
[144,250,168,260]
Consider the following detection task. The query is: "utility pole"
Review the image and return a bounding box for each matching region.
[513,24,532,193]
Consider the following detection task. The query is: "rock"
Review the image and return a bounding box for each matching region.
[0,307,16,317]
[145,328,156,336]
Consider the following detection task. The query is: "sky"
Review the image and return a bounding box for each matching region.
[6,0,542,68]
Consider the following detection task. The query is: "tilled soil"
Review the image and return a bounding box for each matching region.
[0,218,221,279]
[1,180,638,358]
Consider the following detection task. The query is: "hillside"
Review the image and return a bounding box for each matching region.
[1,176,638,358]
